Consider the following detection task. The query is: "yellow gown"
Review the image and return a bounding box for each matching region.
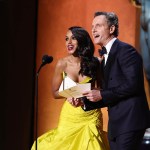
[31,76,109,150]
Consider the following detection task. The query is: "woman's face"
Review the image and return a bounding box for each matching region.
[65,30,78,54]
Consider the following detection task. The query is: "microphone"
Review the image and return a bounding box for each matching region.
[37,55,53,74]
[42,55,53,66]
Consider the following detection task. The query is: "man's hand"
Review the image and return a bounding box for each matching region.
[82,89,102,102]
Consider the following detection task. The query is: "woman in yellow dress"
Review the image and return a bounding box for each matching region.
[31,26,109,150]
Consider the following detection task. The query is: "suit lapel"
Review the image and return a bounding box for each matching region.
[103,39,120,87]
[103,53,114,87]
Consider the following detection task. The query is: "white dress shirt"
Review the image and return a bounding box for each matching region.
[104,37,117,65]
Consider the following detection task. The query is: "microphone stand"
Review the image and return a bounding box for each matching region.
[34,55,53,150]
[35,64,43,150]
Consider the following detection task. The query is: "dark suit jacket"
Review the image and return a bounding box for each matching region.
[83,39,150,139]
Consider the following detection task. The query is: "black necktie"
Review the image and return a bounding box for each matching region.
[98,46,107,57]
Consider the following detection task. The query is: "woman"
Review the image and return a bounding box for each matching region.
[31,26,109,150]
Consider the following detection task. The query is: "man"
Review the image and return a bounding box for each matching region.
[82,11,150,150]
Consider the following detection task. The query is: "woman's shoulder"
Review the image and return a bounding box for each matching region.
[56,56,70,70]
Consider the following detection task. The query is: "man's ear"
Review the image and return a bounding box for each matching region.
[110,25,115,34]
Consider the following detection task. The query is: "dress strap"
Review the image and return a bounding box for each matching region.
[79,76,92,84]
[62,72,67,90]
[63,72,67,79]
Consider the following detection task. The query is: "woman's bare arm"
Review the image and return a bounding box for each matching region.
[52,58,66,99]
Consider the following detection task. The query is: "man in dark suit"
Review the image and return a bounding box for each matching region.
[82,11,150,150]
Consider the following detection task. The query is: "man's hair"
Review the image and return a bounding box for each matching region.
[94,11,119,37]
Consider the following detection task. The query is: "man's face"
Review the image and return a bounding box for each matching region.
[92,15,111,46]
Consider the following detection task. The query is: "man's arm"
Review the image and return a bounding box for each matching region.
[80,96,106,111]
[82,45,143,110]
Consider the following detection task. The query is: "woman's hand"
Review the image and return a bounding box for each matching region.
[67,97,83,107]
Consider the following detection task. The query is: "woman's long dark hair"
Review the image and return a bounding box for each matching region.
[68,26,100,81]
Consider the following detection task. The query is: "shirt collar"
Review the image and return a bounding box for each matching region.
[105,37,117,55]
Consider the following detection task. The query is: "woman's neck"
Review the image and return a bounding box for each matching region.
[69,55,81,64]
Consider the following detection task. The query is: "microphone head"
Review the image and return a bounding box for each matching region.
[42,55,53,65]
